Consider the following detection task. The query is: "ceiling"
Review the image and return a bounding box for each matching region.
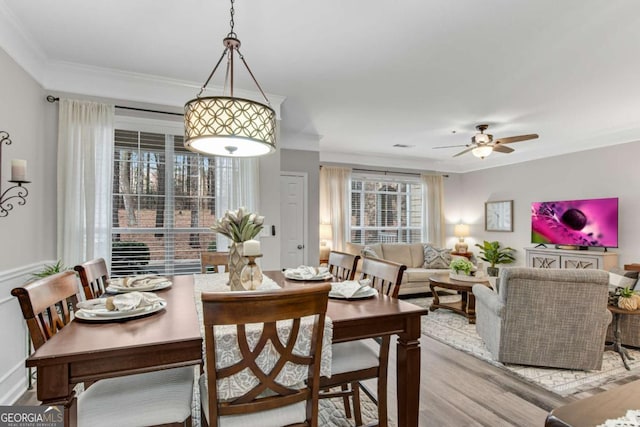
[2,0,640,173]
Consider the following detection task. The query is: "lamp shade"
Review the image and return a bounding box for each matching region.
[319,223,332,242]
[453,223,469,238]
[184,96,276,157]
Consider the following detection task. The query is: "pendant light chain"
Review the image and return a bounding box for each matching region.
[228,0,236,38]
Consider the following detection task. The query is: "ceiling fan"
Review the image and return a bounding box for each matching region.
[433,124,539,159]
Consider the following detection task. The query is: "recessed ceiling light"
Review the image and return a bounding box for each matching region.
[393,144,415,148]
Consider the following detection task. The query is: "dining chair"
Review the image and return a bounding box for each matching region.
[320,257,406,427]
[74,257,109,300]
[12,270,195,427]
[328,251,360,281]
[201,251,229,274]
[200,284,331,427]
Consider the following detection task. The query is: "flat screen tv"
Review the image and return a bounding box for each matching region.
[531,197,619,248]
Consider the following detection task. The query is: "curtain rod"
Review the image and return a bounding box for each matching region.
[46,96,184,117]
[352,167,449,178]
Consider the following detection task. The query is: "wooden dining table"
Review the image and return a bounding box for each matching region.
[26,271,428,427]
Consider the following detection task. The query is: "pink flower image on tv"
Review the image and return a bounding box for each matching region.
[531,197,618,247]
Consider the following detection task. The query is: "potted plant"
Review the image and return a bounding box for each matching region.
[616,287,640,311]
[31,260,68,279]
[475,240,515,277]
[450,258,474,275]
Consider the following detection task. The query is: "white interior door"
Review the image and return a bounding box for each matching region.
[280,173,307,268]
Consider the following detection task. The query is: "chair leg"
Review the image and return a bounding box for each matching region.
[341,384,352,418]
[352,381,363,426]
[377,375,388,427]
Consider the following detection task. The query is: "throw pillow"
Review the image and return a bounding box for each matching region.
[361,246,380,259]
[423,244,452,269]
[609,267,639,290]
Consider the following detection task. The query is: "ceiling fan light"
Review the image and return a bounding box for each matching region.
[472,145,493,159]
[474,133,491,144]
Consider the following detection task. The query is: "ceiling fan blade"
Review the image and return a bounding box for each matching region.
[492,144,514,154]
[432,144,468,149]
[453,146,475,157]
[494,134,539,145]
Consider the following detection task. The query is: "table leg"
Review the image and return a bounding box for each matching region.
[606,313,633,370]
[429,283,440,311]
[467,292,476,324]
[36,364,77,426]
[396,315,422,427]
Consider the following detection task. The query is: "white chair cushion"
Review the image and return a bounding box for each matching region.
[199,375,306,427]
[331,339,379,375]
[78,366,194,427]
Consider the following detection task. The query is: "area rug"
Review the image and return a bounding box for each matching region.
[408,296,640,396]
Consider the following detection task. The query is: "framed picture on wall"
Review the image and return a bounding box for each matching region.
[485,200,513,232]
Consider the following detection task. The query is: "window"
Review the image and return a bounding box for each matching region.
[350,174,423,244]
[111,126,218,276]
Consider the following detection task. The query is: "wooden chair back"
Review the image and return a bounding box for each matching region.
[11,271,79,350]
[360,256,407,298]
[201,252,229,274]
[201,284,330,427]
[328,251,360,281]
[74,258,109,299]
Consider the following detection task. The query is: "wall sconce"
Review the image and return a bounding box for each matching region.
[1,131,30,217]
[453,223,470,253]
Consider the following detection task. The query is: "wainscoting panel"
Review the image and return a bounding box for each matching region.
[0,261,53,404]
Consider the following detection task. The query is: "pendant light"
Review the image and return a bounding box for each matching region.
[184,0,276,157]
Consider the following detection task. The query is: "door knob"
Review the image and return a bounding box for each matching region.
[297,244,304,249]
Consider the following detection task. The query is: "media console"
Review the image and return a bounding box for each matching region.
[525,247,617,271]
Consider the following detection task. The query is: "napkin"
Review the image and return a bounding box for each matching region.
[109,275,168,288]
[77,292,164,312]
[284,265,331,280]
[330,280,375,299]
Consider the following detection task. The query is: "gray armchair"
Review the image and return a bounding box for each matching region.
[473,267,611,370]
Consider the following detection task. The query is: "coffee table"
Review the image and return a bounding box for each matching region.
[429,273,491,324]
[606,305,640,370]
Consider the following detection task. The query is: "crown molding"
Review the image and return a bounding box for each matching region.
[0,0,47,82]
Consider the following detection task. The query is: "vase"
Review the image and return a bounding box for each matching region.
[487,267,499,277]
[228,242,247,291]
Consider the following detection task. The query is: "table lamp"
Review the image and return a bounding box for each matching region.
[453,223,470,253]
[319,223,332,264]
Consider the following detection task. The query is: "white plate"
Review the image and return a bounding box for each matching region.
[75,301,167,321]
[329,287,378,300]
[106,280,172,293]
[285,273,333,281]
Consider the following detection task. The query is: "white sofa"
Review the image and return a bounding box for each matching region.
[344,242,463,296]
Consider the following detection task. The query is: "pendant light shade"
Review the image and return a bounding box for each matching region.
[184,0,276,157]
[184,96,276,157]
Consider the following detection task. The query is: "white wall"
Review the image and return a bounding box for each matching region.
[443,141,640,267]
[0,47,57,403]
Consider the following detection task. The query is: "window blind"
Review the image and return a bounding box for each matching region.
[350,175,423,244]
[112,129,217,276]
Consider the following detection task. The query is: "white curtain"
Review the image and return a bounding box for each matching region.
[421,174,445,247]
[319,166,351,251]
[214,157,259,250]
[57,99,115,266]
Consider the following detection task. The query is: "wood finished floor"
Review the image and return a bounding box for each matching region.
[17,332,640,426]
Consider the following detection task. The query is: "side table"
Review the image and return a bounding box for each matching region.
[451,251,473,260]
[606,305,640,370]
[429,273,491,324]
